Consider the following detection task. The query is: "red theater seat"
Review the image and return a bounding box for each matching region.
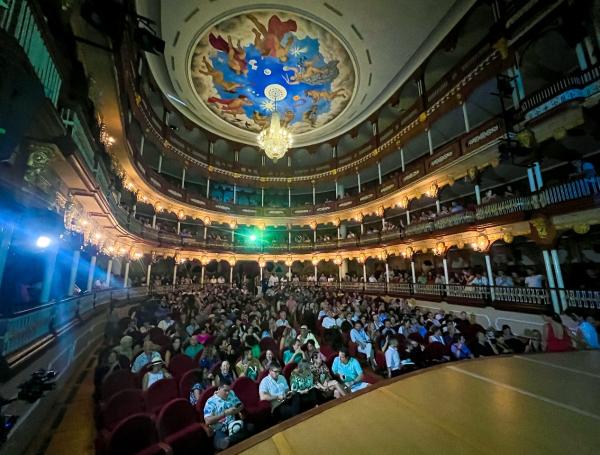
[101,389,145,431]
[232,377,272,428]
[178,369,203,398]
[195,386,216,422]
[156,398,211,454]
[106,413,169,455]
[144,378,179,414]
[102,370,137,402]
[168,354,195,380]
[282,361,297,382]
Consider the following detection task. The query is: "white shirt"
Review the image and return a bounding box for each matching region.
[385,347,401,371]
[525,275,543,288]
[321,316,337,329]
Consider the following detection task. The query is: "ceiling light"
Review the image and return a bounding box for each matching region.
[257,111,292,163]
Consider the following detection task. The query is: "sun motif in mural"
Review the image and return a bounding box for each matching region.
[190,11,355,135]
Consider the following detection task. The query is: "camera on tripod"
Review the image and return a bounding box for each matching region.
[17,369,57,403]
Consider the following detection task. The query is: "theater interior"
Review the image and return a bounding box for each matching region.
[0,0,600,454]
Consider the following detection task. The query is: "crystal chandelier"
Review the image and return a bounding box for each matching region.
[257,110,292,163]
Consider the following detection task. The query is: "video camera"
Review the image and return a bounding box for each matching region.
[17,369,57,403]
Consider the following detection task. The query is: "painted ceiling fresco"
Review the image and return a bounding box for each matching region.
[190,11,356,135]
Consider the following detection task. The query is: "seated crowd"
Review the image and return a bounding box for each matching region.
[94,283,599,453]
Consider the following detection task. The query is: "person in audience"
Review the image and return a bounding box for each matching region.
[350,321,377,369]
[283,339,306,365]
[157,313,176,333]
[94,349,123,391]
[428,326,446,345]
[525,330,543,353]
[524,269,544,288]
[164,336,183,366]
[299,324,320,349]
[451,334,474,360]
[469,331,499,357]
[114,335,134,361]
[184,335,203,359]
[203,383,246,450]
[542,312,572,352]
[236,347,263,380]
[214,360,237,387]
[290,361,318,411]
[332,348,369,393]
[500,325,525,353]
[385,338,402,378]
[262,349,276,370]
[309,353,346,399]
[495,270,514,287]
[259,364,301,421]
[131,339,159,373]
[142,352,172,390]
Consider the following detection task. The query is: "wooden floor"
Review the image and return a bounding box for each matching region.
[228,352,600,455]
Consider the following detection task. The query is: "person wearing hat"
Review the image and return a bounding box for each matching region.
[142,352,172,391]
[299,325,319,350]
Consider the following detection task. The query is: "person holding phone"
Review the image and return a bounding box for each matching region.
[259,364,300,421]
[290,361,318,411]
[332,348,369,393]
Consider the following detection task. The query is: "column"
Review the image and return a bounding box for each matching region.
[377,161,382,185]
[123,260,130,288]
[533,162,543,190]
[362,263,367,284]
[231,229,235,242]
[542,250,560,313]
[0,223,15,289]
[206,177,211,198]
[550,249,566,310]
[177,221,181,235]
[203,226,208,240]
[312,183,316,205]
[314,264,318,281]
[442,257,449,285]
[201,265,205,285]
[288,230,291,247]
[67,249,81,296]
[400,148,405,172]
[146,262,152,287]
[360,222,364,235]
[575,42,589,70]
[181,167,186,189]
[261,188,264,207]
[106,258,113,287]
[152,214,157,229]
[233,184,237,204]
[40,244,59,303]
[229,266,233,285]
[427,129,434,155]
[139,135,145,157]
[335,180,338,199]
[157,154,163,173]
[406,210,411,225]
[435,199,441,214]
[484,254,495,300]
[337,263,342,282]
[410,260,416,284]
[313,229,317,243]
[288,187,291,208]
[259,265,263,282]
[86,255,97,292]
[385,262,390,284]
[475,184,481,205]
[172,263,178,287]
[341,259,348,280]
[462,101,470,132]
[339,223,347,240]
[132,203,137,219]
[357,172,361,193]
[381,215,385,231]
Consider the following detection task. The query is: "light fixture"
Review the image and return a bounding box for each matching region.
[249,234,257,242]
[257,85,292,162]
[36,235,51,248]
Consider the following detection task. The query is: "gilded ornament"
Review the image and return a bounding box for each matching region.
[573,223,590,235]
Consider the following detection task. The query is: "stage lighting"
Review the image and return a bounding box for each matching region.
[35,236,51,248]
[249,234,257,242]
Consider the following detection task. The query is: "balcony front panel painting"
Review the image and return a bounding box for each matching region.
[190,11,356,137]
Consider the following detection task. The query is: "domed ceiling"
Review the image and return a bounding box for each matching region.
[190,11,355,135]
[136,0,475,147]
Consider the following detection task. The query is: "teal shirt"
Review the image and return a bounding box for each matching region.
[184,344,203,359]
[332,357,362,384]
[283,350,303,364]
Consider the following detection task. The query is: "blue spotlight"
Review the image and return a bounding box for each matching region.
[36,235,51,248]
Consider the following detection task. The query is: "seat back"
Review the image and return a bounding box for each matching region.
[156,398,197,439]
[282,362,297,382]
[425,341,448,361]
[148,327,165,343]
[144,377,179,414]
[232,376,259,407]
[102,370,137,402]
[107,413,158,455]
[178,369,203,398]
[195,386,216,422]
[102,389,145,431]
[375,350,387,371]
[169,354,195,380]
[256,369,269,384]
[259,337,278,353]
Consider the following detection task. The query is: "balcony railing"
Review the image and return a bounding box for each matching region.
[0,0,62,107]
[290,282,597,311]
[0,287,149,356]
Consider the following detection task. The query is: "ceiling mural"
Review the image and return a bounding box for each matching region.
[190,11,356,135]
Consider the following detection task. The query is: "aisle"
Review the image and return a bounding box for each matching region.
[42,359,96,455]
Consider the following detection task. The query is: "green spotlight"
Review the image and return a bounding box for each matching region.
[249,234,257,242]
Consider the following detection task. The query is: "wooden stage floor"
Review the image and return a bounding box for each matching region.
[228,352,600,455]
